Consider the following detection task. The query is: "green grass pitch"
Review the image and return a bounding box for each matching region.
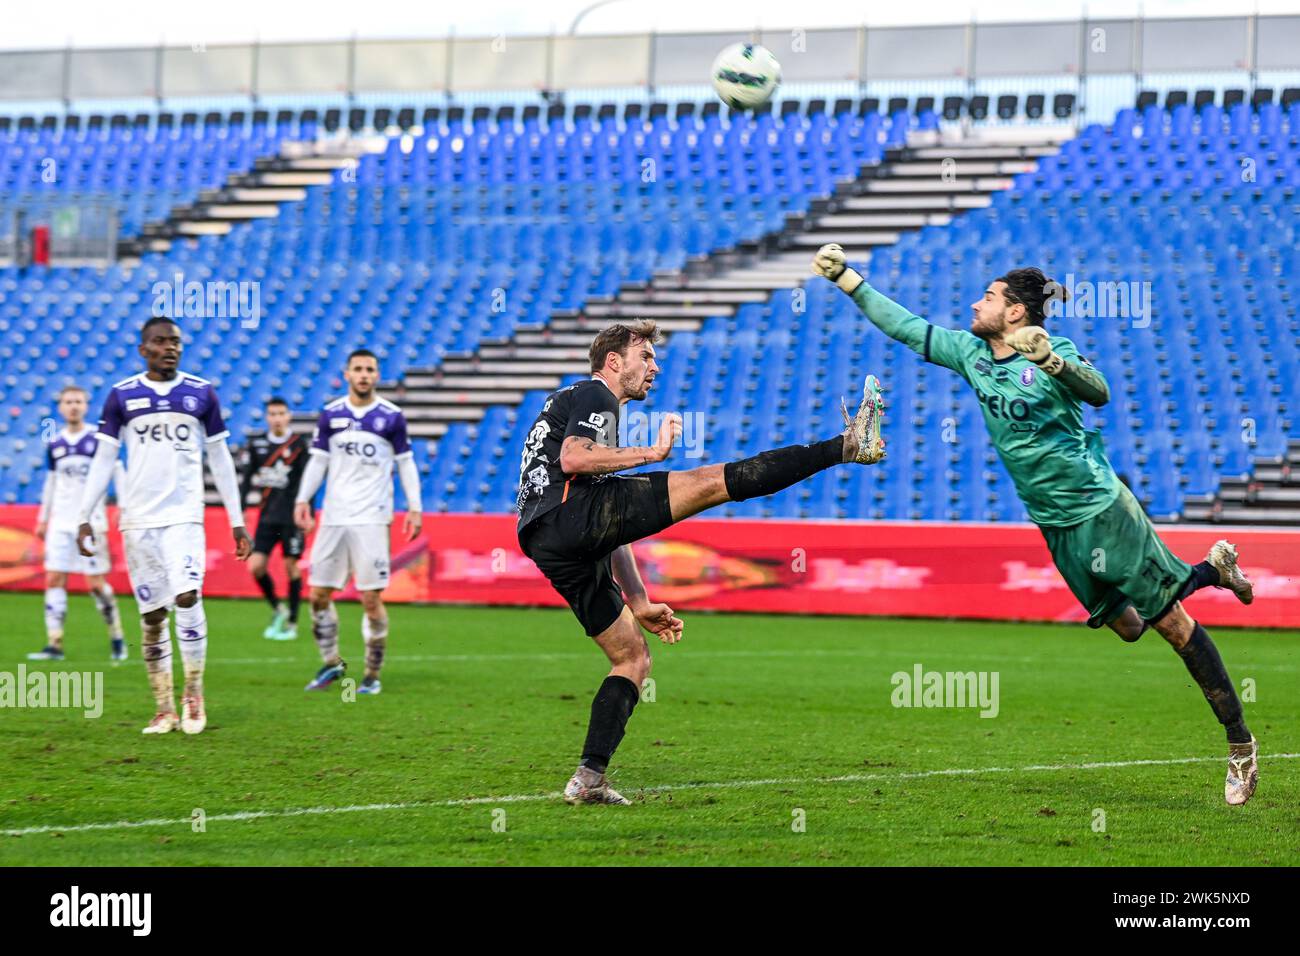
[0,591,1296,866]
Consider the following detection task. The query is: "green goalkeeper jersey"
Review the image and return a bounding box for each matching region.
[849,281,1120,528]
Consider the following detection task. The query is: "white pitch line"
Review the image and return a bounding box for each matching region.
[5,752,1298,838]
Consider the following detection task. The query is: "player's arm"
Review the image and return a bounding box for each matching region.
[75,440,119,556]
[35,470,53,537]
[1005,328,1111,407]
[559,415,681,476]
[293,414,331,532]
[200,390,251,559]
[390,414,423,541]
[77,391,129,554]
[812,243,974,373]
[206,437,251,559]
[611,544,683,644]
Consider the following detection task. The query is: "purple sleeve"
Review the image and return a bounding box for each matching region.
[202,386,229,439]
[389,411,411,457]
[46,443,55,470]
[97,389,124,443]
[311,408,332,453]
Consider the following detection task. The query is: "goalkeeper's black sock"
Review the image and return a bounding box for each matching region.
[723,437,843,502]
[578,676,640,775]
[1176,623,1251,744]
[1177,561,1221,601]
[287,577,303,623]
[254,571,278,610]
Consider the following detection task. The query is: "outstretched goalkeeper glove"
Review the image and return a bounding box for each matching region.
[811,243,864,294]
[1005,326,1065,376]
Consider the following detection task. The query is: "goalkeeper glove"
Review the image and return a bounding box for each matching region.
[812,243,864,294]
[1005,326,1065,376]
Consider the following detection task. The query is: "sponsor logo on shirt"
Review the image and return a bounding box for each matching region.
[579,412,607,432]
[125,397,152,411]
[53,446,67,458]
[374,416,386,430]
[329,417,352,430]
[1018,366,1037,388]
[182,395,199,412]
[132,421,195,449]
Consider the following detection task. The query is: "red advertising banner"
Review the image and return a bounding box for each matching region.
[1,506,1297,627]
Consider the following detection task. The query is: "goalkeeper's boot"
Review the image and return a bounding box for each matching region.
[110,638,128,662]
[142,710,179,735]
[840,374,886,465]
[263,605,289,639]
[180,695,206,735]
[357,676,382,695]
[1225,736,1258,806]
[27,645,65,661]
[305,660,347,691]
[1206,540,1254,605]
[563,767,631,806]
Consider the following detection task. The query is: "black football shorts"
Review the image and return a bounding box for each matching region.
[520,471,674,637]
[252,520,306,559]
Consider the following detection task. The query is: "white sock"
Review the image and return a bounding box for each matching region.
[174,600,208,698]
[93,585,124,640]
[362,613,388,679]
[141,615,174,713]
[44,587,68,646]
[312,604,341,665]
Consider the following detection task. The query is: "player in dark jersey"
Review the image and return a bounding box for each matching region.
[814,242,1260,805]
[240,397,309,640]
[517,320,887,805]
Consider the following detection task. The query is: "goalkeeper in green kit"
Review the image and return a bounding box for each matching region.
[812,243,1260,806]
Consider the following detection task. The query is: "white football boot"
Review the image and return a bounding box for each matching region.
[841,374,886,464]
[142,711,180,735]
[563,767,631,806]
[1225,737,1259,806]
[1206,540,1254,605]
[180,695,207,735]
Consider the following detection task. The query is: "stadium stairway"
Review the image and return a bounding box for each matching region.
[343,130,1069,445]
[1183,439,1300,524]
[118,138,383,261]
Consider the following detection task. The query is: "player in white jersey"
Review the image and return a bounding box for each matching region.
[293,349,423,696]
[27,385,127,662]
[77,317,251,735]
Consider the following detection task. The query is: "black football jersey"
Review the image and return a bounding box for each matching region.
[516,378,620,532]
[239,431,309,526]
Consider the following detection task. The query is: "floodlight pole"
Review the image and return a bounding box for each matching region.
[569,0,631,35]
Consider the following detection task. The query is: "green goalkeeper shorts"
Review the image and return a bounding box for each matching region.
[1039,483,1194,628]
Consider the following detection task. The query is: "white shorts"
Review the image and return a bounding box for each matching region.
[308,524,391,592]
[44,527,112,576]
[122,523,206,614]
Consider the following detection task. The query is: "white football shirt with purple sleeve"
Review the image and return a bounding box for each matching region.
[96,371,228,530]
[308,396,412,526]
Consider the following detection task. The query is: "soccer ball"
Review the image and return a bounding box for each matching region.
[710,43,781,111]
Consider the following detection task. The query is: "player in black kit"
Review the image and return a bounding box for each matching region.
[517,320,887,805]
[240,397,310,640]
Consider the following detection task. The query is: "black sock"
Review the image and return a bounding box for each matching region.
[722,437,843,502]
[287,578,302,623]
[579,676,641,775]
[254,572,278,610]
[1177,561,1221,601]
[1177,623,1251,744]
